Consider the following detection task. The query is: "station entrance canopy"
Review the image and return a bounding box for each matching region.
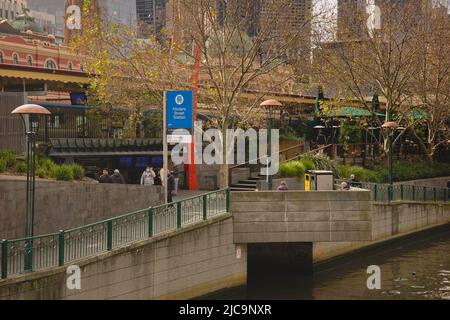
[0,65,89,94]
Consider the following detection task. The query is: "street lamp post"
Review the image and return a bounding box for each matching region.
[260,99,282,191]
[382,121,399,203]
[11,104,51,272]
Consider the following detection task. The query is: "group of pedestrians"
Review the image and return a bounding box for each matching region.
[140,165,177,202]
[97,169,125,184]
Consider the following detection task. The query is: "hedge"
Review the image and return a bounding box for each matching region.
[339,161,450,183]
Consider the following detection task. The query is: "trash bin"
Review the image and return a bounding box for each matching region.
[305,170,334,191]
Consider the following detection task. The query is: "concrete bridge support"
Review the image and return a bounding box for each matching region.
[248,242,312,281]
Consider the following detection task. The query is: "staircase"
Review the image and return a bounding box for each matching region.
[230,174,270,192]
[228,142,307,192]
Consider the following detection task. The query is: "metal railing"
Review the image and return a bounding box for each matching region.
[349,181,449,203]
[1,188,230,279]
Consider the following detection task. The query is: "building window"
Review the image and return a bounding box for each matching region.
[13,53,18,64]
[27,56,33,66]
[79,64,84,72]
[0,51,3,63]
[67,61,73,70]
[45,59,57,69]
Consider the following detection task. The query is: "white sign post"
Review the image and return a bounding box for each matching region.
[163,92,168,204]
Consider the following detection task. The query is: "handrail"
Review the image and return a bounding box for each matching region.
[229,142,304,170]
[336,179,449,204]
[0,188,230,279]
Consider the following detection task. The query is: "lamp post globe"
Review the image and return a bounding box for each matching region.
[260,100,282,191]
[381,121,399,202]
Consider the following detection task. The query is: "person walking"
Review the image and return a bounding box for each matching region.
[111,169,125,184]
[98,168,112,184]
[140,166,156,186]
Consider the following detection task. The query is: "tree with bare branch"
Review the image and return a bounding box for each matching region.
[410,1,450,159]
[311,0,426,154]
[167,0,329,186]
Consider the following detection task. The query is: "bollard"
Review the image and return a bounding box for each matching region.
[148,208,153,238]
[107,220,113,251]
[1,239,7,279]
[58,230,65,267]
[226,188,231,212]
[203,195,208,220]
[177,202,182,229]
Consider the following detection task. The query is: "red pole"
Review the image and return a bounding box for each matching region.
[187,44,201,190]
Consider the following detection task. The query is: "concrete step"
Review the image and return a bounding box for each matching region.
[230,187,257,192]
[238,180,258,185]
[230,184,256,189]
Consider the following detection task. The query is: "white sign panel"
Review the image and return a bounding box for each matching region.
[167,135,192,144]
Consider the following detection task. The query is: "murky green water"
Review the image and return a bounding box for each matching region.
[202,227,450,300]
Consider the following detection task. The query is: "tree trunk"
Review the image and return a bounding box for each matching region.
[219,125,229,189]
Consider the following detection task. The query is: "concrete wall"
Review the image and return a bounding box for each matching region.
[231,168,250,185]
[257,177,305,191]
[232,191,372,243]
[196,164,221,191]
[394,176,450,188]
[0,215,246,300]
[0,177,164,239]
[313,202,450,262]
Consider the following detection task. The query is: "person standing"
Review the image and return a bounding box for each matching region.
[159,167,164,186]
[167,171,175,203]
[277,181,289,191]
[140,166,156,186]
[154,170,162,186]
[111,169,125,184]
[98,169,112,184]
[349,174,361,188]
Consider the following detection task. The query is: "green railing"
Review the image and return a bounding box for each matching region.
[352,182,449,203]
[1,188,230,279]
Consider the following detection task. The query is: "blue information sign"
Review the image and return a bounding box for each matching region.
[166,90,193,129]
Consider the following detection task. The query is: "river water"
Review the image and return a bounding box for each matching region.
[202,227,450,300]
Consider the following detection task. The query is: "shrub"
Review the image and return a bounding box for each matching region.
[280,127,302,141]
[339,161,450,183]
[36,167,47,178]
[15,161,26,173]
[70,164,85,180]
[0,158,6,173]
[0,150,16,168]
[53,165,74,181]
[42,159,58,178]
[279,161,305,178]
[301,153,339,175]
[300,159,316,171]
[338,165,352,179]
